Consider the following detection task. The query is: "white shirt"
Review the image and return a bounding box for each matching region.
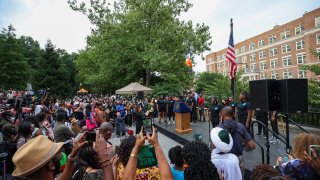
[211,149,242,180]
[34,105,43,115]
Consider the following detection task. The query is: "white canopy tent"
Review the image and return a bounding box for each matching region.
[115,82,153,95]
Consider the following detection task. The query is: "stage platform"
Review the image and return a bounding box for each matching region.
[154,119,312,177]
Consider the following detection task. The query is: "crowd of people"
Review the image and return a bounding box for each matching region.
[0,89,319,179]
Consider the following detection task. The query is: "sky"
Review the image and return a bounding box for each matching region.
[0,0,319,72]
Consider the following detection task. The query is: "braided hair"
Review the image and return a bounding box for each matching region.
[72,143,100,180]
[250,164,279,180]
[182,141,220,180]
[182,141,211,166]
[185,161,220,180]
[118,136,136,166]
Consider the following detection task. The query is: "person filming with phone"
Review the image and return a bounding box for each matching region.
[275,133,320,179]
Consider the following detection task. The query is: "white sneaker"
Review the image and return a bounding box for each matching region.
[173,121,175,125]
[168,121,171,125]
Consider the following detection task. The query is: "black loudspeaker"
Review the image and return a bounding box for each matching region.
[137,91,144,99]
[250,79,308,113]
[277,79,308,113]
[250,80,280,111]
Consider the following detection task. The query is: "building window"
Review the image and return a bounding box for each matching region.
[317,33,320,45]
[223,62,226,68]
[242,65,246,70]
[258,39,265,47]
[296,39,305,50]
[249,42,255,50]
[235,49,239,54]
[259,51,266,59]
[269,48,278,57]
[223,70,227,76]
[260,62,267,71]
[271,71,279,79]
[280,30,290,40]
[249,75,256,81]
[217,63,221,69]
[270,59,278,69]
[268,34,276,44]
[295,24,303,35]
[250,63,257,72]
[282,56,292,66]
[297,53,306,64]
[315,16,320,28]
[208,58,212,63]
[298,70,307,78]
[241,46,246,53]
[250,53,256,62]
[283,69,293,79]
[317,48,320,61]
[281,43,291,54]
[242,56,247,63]
[236,57,240,63]
[260,72,266,80]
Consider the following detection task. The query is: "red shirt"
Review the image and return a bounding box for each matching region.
[198,97,204,106]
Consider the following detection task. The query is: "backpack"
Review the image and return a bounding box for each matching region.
[221,121,245,139]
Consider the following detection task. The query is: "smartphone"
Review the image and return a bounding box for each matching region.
[86,131,96,142]
[143,118,153,136]
[276,148,289,163]
[309,145,320,157]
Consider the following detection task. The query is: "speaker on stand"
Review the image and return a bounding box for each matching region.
[250,79,308,156]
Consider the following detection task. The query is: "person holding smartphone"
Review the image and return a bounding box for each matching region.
[276,133,320,179]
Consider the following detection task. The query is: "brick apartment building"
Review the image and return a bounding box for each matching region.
[205,8,320,81]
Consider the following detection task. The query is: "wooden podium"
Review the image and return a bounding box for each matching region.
[175,112,193,134]
[174,102,193,134]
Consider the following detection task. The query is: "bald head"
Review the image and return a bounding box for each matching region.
[99,122,113,141]
[100,122,113,133]
[222,106,234,119]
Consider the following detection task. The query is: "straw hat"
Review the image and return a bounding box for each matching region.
[71,118,78,124]
[210,127,233,153]
[12,135,63,177]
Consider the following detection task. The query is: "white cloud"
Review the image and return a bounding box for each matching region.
[1,0,318,72]
[6,0,92,53]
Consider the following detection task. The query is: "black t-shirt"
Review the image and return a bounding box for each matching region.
[210,104,221,120]
[237,101,252,118]
[167,100,175,109]
[186,97,196,110]
[157,99,167,110]
[255,110,268,120]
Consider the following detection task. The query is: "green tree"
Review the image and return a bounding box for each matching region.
[69,0,211,93]
[195,71,249,101]
[18,35,43,87]
[37,40,74,98]
[300,49,320,110]
[0,25,31,89]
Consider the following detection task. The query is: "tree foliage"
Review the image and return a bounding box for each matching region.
[0,25,31,89]
[299,49,320,110]
[0,25,76,98]
[68,0,212,93]
[35,41,77,98]
[195,71,249,101]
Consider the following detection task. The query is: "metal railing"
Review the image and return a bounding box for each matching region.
[251,115,309,164]
[250,120,289,164]
[289,112,320,127]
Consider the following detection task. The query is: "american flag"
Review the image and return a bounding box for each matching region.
[226,22,237,79]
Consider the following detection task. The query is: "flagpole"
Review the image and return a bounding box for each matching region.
[230,18,236,98]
